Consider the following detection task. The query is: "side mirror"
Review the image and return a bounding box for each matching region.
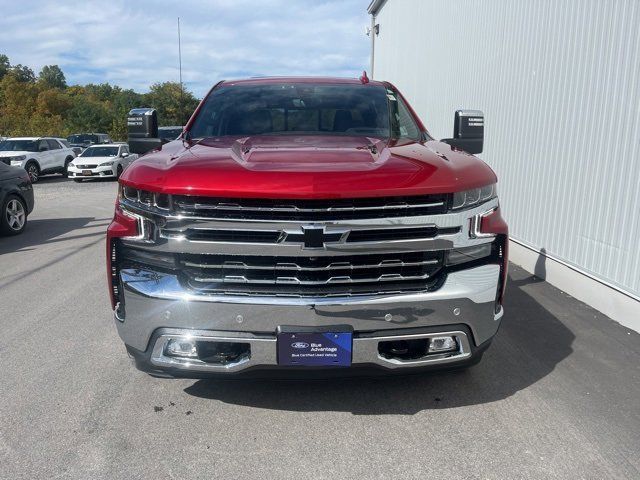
[442,110,484,154]
[39,146,48,152]
[127,107,162,155]
[121,152,129,157]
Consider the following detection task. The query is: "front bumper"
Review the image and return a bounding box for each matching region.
[115,264,503,377]
[68,165,115,178]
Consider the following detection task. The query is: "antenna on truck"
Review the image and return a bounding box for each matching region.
[178,17,184,126]
[359,71,369,84]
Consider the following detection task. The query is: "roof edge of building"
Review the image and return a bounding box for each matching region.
[367,0,387,15]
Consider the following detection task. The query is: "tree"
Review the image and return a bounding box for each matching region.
[9,64,36,83]
[38,65,67,89]
[0,54,9,80]
[0,57,200,139]
[146,82,199,126]
[63,93,111,134]
[0,74,39,134]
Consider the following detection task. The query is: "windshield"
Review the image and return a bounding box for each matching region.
[0,139,39,152]
[80,146,118,157]
[68,134,98,144]
[189,83,391,139]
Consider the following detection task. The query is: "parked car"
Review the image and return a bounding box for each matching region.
[68,143,138,181]
[108,76,508,378]
[67,133,112,151]
[158,126,183,143]
[0,137,76,182]
[0,162,34,236]
[57,138,83,157]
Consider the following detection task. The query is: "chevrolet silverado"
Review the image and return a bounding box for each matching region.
[107,75,508,377]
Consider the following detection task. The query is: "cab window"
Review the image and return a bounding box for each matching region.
[47,139,61,150]
[393,96,422,141]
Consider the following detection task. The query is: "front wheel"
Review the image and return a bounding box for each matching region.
[25,162,39,183]
[116,164,123,179]
[0,194,27,236]
[73,179,83,183]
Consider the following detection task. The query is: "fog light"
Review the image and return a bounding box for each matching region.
[166,338,198,358]
[428,336,458,353]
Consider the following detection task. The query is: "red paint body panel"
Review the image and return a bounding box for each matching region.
[106,204,139,308]
[161,77,497,200]
[120,135,496,199]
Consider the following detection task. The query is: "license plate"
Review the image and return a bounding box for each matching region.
[277,328,352,367]
[82,170,92,176]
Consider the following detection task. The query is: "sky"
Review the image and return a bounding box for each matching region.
[0,0,372,97]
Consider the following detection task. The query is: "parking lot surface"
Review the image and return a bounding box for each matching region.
[1,178,639,480]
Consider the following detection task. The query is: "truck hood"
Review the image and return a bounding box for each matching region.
[120,135,497,198]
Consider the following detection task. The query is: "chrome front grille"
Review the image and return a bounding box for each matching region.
[160,225,460,244]
[172,194,449,220]
[117,190,500,299]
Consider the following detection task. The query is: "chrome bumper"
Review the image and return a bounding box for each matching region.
[115,263,502,373]
[148,328,473,373]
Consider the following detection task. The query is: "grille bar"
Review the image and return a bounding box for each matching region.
[172,194,449,220]
[184,201,445,213]
[183,258,440,271]
[162,225,460,244]
[192,272,433,285]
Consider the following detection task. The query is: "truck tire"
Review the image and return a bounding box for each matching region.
[0,194,27,236]
[25,161,39,183]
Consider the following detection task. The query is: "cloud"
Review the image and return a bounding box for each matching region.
[0,0,371,97]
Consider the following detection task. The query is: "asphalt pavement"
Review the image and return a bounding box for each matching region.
[0,176,638,479]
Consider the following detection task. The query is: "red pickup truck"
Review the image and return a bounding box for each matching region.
[107,76,508,378]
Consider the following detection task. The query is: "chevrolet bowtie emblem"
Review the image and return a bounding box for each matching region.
[282,226,347,249]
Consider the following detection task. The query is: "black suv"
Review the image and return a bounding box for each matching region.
[67,133,112,151]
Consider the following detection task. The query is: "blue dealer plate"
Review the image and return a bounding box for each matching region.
[277,331,352,367]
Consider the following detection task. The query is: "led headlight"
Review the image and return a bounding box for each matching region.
[100,160,115,166]
[452,183,497,210]
[9,155,26,165]
[119,185,170,210]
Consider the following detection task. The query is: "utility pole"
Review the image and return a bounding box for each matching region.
[178,17,184,125]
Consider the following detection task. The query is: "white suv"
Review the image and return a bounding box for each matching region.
[0,137,77,182]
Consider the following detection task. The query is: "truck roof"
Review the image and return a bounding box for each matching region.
[221,76,385,87]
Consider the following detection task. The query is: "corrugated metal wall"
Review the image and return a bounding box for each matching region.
[372,0,640,299]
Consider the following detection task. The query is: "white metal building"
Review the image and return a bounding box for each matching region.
[368,0,640,331]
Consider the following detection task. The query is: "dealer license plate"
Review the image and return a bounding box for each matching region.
[277,329,352,367]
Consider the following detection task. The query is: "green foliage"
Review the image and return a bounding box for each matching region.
[38,65,67,89]
[9,64,36,83]
[147,82,200,126]
[0,54,200,140]
[0,54,9,80]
